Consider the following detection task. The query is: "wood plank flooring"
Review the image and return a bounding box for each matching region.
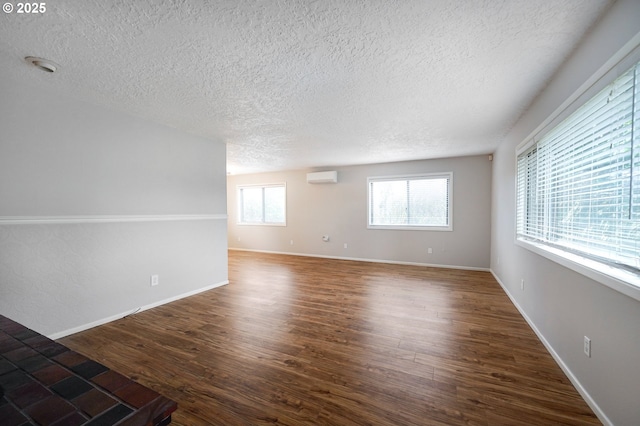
[60,251,600,425]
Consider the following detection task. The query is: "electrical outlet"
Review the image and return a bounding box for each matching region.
[520,279,525,290]
[150,275,159,287]
[344,243,348,249]
[584,336,591,357]
[290,240,294,245]
[428,247,433,254]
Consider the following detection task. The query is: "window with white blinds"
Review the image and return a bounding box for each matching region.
[238,183,286,225]
[516,59,640,281]
[368,173,452,230]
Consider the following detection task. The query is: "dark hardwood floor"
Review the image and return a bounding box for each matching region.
[60,251,600,425]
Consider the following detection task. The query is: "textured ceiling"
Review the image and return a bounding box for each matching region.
[0,0,613,174]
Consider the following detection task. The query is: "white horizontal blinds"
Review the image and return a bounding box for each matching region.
[369,175,449,227]
[517,60,640,271]
[635,63,640,205]
[632,64,640,266]
[516,147,538,236]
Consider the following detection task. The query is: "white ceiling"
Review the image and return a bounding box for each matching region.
[0,0,613,174]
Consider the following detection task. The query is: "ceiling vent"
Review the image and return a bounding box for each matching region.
[307,171,338,184]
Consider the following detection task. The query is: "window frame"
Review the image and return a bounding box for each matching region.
[514,44,640,301]
[367,172,453,231]
[237,183,287,226]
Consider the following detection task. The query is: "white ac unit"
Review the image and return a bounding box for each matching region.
[306,171,338,184]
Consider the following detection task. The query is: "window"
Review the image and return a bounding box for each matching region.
[368,173,452,230]
[516,59,639,289]
[237,183,286,225]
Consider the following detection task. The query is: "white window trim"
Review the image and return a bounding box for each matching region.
[516,239,640,302]
[367,172,453,231]
[237,182,287,227]
[514,40,640,302]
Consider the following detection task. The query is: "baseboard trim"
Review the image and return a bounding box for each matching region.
[230,248,489,272]
[489,269,612,426]
[48,280,229,340]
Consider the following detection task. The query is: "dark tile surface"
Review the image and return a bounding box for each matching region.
[73,388,117,417]
[71,360,109,380]
[0,358,18,375]
[0,334,23,354]
[15,355,52,373]
[0,370,33,392]
[13,329,40,341]
[31,364,72,386]
[114,382,160,408]
[36,342,70,358]
[9,381,52,408]
[0,401,30,426]
[23,335,54,349]
[50,376,93,400]
[52,351,88,368]
[0,315,177,425]
[91,370,131,393]
[25,395,76,425]
[116,397,178,426]
[51,411,88,426]
[85,404,133,426]
[4,347,38,363]
[2,323,29,338]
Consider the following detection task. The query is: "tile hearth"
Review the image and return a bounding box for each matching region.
[0,315,177,426]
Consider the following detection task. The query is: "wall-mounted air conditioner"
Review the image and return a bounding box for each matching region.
[307,171,338,184]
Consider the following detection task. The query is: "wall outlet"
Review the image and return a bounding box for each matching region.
[290,240,294,245]
[520,279,525,290]
[344,243,348,249]
[584,336,591,358]
[150,275,159,287]
[427,247,433,254]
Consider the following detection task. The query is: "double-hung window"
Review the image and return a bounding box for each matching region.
[237,183,286,225]
[516,58,640,292]
[368,173,452,230]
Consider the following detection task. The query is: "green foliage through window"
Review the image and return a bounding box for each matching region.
[368,174,452,229]
[238,184,286,225]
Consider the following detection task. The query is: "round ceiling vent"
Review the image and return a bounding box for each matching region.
[25,56,59,73]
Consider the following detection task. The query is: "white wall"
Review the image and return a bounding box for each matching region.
[228,155,491,270]
[0,72,228,338]
[491,1,640,425]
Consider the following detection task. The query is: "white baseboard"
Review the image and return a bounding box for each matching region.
[48,280,229,340]
[489,269,612,426]
[229,248,489,272]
